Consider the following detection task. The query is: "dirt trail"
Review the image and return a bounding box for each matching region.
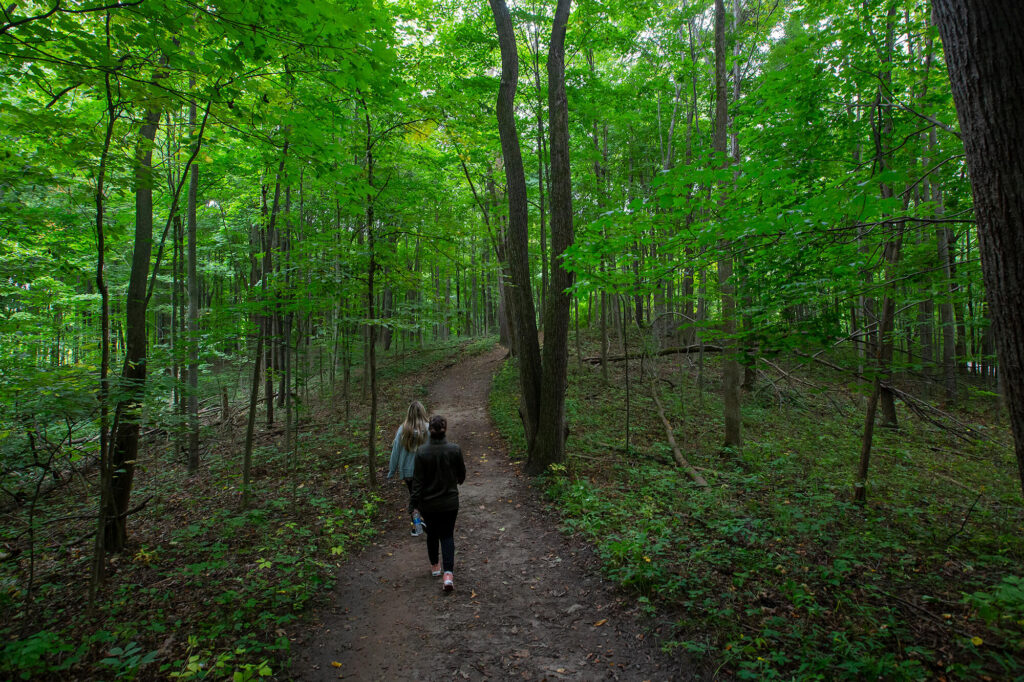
[291,346,685,680]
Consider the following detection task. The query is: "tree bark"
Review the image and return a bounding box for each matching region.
[532,30,549,317]
[242,334,264,509]
[530,0,574,475]
[105,106,161,551]
[363,104,379,488]
[854,376,881,504]
[932,0,1024,495]
[714,0,741,450]
[186,92,200,474]
[489,0,542,449]
[262,143,287,426]
[90,59,116,599]
[937,212,957,402]
[875,3,900,429]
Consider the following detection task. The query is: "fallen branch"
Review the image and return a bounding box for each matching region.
[877,588,967,632]
[116,494,153,520]
[582,345,724,365]
[753,368,787,407]
[944,493,982,545]
[649,383,708,487]
[930,470,974,491]
[792,350,990,445]
[761,358,848,416]
[57,496,154,550]
[872,587,1013,655]
[571,452,614,462]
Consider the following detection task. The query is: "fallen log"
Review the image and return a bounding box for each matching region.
[581,344,724,365]
[649,383,708,487]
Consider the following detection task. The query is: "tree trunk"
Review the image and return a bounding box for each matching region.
[532,31,549,317]
[262,144,287,427]
[600,288,609,383]
[854,376,881,504]
[364,107,379,488]
[170,213,180,412]
[242,334,264,509]
[90,64,116,599]
[186,92,200,474]
[714,0,741,450]
[937,222,957,402]
[875,4,900,429]
[932,0,1024,495]
[529,0,574,475]
[105,107,161,551]
[489,0,542,449]
[734,1,757,392]
[283,191,294,453]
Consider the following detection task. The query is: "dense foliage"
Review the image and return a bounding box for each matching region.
[492,335,1022,678]
[1,0,1019,678]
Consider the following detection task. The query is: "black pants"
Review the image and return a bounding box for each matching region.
[421,508,458,573]
[403,479,415,517]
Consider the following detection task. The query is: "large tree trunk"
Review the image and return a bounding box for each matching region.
[932,1,1024,495]
[529,0,574,475]
[714,0,741,450]
[105,107,161,551]
[531,30,549,317]
[489,0,542,449]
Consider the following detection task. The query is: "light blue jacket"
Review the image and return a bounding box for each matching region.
[387,425,419,480]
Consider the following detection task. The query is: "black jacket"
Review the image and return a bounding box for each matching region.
[410,436,465,513]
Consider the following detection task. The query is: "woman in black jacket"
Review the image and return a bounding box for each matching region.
[410,415,466,593]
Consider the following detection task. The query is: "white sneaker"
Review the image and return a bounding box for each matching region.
[442,571,454,592]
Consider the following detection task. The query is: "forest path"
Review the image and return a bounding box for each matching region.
[291,345,682,681]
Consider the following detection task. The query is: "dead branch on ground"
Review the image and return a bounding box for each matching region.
[649,382,708,487]
[792,350,994,445]
[581,345,724,364]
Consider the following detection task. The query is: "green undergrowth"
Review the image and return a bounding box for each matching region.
[1,441,380,681]
[491,348,1024,680]
[1,338,492,680]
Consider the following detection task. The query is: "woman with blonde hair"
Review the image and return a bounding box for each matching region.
[387,400,429,535]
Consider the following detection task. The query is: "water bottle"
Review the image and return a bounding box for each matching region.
[412,513,423,536]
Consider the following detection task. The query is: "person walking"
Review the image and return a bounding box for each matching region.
[411,415,465,593]
[387,401,429,536]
